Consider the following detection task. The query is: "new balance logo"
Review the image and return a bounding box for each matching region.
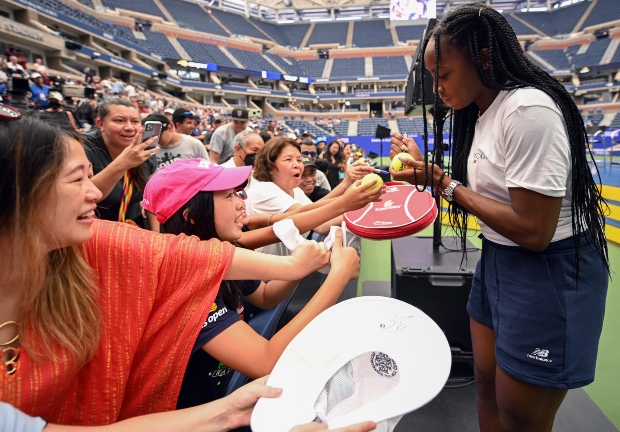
[527,348,552,363]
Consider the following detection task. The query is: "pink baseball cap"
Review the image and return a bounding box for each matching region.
[143,158,252,223]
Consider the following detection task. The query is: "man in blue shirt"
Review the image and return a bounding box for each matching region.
[29,73,50,108]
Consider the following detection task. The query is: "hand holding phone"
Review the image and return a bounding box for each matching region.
[142,121,162,149]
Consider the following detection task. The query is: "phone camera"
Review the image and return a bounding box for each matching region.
[146,124,153,130]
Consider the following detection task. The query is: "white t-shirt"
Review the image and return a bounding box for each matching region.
[467,88,572,246]
[246,178,312,256]
[220,158,238,168]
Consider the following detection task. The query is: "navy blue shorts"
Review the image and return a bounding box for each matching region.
[466,233,608,389]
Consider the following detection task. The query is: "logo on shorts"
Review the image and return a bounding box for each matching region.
[370,352,398,378]
[527,348,552,363]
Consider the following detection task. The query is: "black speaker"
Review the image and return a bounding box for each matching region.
[403,19,449,117]
[391,236,480,354]
[375,124,391,139]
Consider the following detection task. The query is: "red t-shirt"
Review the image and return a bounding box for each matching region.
[0,220,234,424]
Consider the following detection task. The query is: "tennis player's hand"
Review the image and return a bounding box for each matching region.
[289,421,377,432]
[390,132,422,161]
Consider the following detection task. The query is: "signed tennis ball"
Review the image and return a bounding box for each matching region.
[361,173,383,191]
[391,152,415,172]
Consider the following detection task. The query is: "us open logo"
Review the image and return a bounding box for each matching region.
[370,352,398,378]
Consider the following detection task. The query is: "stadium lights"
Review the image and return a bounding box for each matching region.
[521,7,547,12]
[335,16,362,20]
[309,17,333,22]
[277,19,295,23]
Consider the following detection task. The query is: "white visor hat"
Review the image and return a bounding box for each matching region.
[251,297,452,432]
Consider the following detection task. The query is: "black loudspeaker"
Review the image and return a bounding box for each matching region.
[64,40,83,51]
[403,19,449,117]
[391,236,480,355]
[375,124,391,139]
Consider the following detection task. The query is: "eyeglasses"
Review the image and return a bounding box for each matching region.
[301,151,317,158]
[234,188,247,200]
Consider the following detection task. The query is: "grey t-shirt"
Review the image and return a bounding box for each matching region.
[209,123,237,163]
[155,134,209,170]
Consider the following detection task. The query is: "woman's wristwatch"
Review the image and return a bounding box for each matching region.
[441,180,462,202]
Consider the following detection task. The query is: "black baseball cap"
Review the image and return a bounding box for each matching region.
[231,107,249,121]
[143,113,171,130]
[302,157,317,168]
[172,108,195,125]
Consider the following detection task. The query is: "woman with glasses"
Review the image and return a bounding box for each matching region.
[82,98,160,230]
[142,158,361,409]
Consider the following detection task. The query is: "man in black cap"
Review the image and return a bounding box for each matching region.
[299,157,330,202]
[172,108,196,136]
[209,106,248,164]
[143,113,208,170]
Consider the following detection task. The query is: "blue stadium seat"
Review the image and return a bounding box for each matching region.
[281,23,310,48]
[250,18,290,46]
[352,20,393,48]
[306,22,348,46]
[158,0,228,35]
[357,118,389,136]
[227,48,276,72]
[373,56,408,76]
[580,0,620,30]
[330,58,365,78]
[333,120,349,136]
[504,14,537,36]
[264,54,305,76]
[395,25,426,43]
[298,59,327,77]
[101,0,166,19]
[210,8,266,39]
[573,38,611,69]
[177,39,236,66]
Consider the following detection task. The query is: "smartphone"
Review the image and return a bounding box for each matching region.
[142,121,162,149]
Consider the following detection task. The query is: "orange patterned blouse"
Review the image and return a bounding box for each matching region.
[0,220,235,424]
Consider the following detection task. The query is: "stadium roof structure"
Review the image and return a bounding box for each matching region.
[202,0,585,22]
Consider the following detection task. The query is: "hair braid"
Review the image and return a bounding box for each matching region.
[422,3,609,273]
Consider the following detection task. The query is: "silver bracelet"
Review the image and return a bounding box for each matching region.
[441,180,462,202]
[267,212,277,227]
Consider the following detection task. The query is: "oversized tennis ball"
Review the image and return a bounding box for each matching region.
[361,173,383,191]
[391,152,415,172]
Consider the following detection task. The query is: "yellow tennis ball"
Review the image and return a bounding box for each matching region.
[361,173,383,191]
[391,152,415,172]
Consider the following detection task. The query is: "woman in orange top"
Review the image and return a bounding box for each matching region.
[0,114,331,427]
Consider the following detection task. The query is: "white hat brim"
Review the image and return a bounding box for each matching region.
[251,297,452,431]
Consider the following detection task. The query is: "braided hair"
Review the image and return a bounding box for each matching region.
[420,3,608,272]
